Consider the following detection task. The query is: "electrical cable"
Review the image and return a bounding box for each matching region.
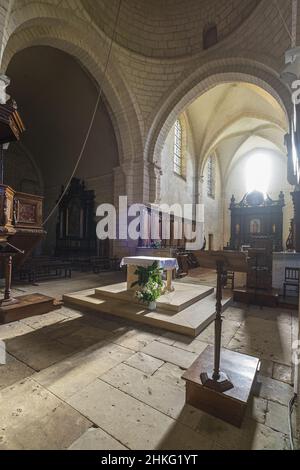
[288,394,297,450]
[43,0,122,225]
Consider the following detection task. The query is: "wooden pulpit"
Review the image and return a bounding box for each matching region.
[0,98,58,324]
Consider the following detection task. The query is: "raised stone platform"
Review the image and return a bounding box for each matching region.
[63,282,232,337]
[95,282,214,312]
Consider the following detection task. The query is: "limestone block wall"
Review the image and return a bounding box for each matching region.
[4,141,42,194]
[160,120,195,208]
[202,155,223,251]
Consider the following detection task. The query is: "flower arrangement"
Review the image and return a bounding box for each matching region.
[131,261,164,307]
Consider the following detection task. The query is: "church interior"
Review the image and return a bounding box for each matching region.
[0,0,300,452]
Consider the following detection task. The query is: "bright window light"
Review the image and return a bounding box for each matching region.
[246,152,271,196]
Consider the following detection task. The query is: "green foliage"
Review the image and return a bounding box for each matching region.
[132,261,164,304]
[131,261,163,288]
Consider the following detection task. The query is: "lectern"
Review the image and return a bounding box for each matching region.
[183,251,260,427]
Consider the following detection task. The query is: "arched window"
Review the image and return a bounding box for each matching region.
[207,155,216,198]
[173,119,183,176]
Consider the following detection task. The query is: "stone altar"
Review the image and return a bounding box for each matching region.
[64,255,232,337]
[120,256,179,292]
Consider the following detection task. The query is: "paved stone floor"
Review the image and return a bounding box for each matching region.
[0,272,299,450]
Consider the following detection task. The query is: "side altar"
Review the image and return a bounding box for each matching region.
[64,255,232,337]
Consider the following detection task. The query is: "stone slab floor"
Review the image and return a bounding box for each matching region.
[0,272,299,450]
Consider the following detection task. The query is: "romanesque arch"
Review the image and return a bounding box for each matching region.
[1,4,144,170]
[146,60,291,169]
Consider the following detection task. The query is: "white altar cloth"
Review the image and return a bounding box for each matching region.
[120,256,179,271]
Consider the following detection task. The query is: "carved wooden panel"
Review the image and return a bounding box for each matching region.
[14,192,43,230]
[0,184,15,234]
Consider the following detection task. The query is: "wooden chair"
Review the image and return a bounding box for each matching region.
[283,267,299,298]
[221,270,235,290]
[176,254,189,278]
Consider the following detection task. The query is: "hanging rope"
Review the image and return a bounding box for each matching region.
[273,0,294,44]
[291,0,298,48]
[43,0,122,225]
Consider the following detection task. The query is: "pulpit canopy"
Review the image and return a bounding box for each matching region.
[0,100,25,144]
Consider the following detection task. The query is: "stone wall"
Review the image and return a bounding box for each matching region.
[0,0,295,256]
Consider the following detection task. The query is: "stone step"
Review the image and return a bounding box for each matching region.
[0,293,60,324]
[63,289,232,337]
[94,281,214,312]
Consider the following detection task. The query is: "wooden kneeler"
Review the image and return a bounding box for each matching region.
[182,251,260,427]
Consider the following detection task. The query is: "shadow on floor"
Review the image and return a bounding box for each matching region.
[155,404,257,450]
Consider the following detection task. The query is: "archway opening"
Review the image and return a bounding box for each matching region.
[5,45,120,253]
[157,80,291,261]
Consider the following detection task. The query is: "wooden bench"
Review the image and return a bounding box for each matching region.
[16,257,72,283]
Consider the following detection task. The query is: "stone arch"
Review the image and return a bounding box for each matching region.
[1,9,144,167]
[199,113,287,177]
[146,60,291,172]
[182,111,197,177]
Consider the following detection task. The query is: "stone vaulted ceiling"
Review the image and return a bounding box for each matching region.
[81,0,262,58]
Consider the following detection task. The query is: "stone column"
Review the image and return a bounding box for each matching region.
[197,175,205,205]
[292,190,300,252]
[0,2,13,70]
[112,160,152,257]
[148,162,162,204]
[121,160,151,205]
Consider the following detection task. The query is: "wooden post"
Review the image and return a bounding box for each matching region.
[0,144,4,186]
[200,259,234,392]
[0,254,18,307]
[213,261,223,381]
[4,255,12,301]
